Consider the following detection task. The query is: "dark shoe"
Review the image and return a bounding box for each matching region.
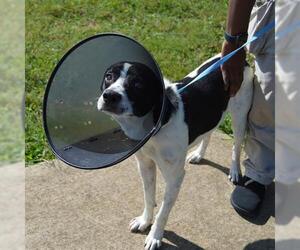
[231,176,266,218]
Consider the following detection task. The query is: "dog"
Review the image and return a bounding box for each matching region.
[97,55,253,250]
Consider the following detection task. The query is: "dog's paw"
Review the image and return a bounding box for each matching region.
[186,152,203,164]
[228,166,241,185]
[129,216,151,233]
[144,227,163,250]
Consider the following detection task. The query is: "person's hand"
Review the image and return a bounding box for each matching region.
[221,40,246,97]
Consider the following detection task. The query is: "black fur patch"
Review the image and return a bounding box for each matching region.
[176,57,230,144]
[125,63,163,117]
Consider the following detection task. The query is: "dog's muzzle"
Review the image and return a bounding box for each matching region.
[99,90,124,114]
[103,90,122,104]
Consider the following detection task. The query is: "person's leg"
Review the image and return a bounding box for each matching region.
[243,54,275,186]
[231,54,274,218]
[243,0,275,186]
[231,0,275,217]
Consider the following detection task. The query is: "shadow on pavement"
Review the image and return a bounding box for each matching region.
[191,158,230,176]
[191,158,274,225]
[244,238,275,250]
[161,230,204,250]
[133,229,203,249]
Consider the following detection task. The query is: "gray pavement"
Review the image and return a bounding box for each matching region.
[0,163,25,250]
[26,132,274,250]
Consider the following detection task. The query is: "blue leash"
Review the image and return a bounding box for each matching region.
[178,21,277,93]
[155,20,300,135]
[178,20,276,93]
[178,20,300,93]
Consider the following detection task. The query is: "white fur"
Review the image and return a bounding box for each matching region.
[135,87,188,249]
[227,66,253,183]
[99,61,254,250]
[131,67,253,250]
[97,63,133,115]
[114,112,154,140]
[97,63,154,140]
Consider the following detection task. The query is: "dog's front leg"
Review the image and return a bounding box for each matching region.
[130,151,156,233]
[145,160,185,250]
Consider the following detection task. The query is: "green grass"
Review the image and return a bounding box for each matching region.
[0,0,24,166]
[219,113,233,136]
[26,0,231,165]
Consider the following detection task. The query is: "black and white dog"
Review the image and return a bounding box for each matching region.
[97,55,253,250]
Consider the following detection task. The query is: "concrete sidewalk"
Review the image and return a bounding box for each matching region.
[26,132,274,250]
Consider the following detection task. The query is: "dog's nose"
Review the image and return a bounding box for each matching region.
[103,90,122,103]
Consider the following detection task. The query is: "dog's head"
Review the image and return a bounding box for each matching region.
[97,62,162,118]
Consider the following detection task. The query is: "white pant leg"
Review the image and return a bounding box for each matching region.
[276,0,300,185]
[243,0,275,185]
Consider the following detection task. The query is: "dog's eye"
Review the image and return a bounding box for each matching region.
[105,73,113,81]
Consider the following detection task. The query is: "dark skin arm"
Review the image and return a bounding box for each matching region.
[221,0,255,97]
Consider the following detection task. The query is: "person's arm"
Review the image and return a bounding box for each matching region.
[221,0,255,97]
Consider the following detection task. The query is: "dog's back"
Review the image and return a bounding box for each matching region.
[175,56,230,144]
[160,55,253,146]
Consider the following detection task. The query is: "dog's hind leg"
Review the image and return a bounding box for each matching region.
[130,151,156,233]
[145,154,185,250]
[228,109,246,184]
[228,67,253,184]
[187,132,212,164]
